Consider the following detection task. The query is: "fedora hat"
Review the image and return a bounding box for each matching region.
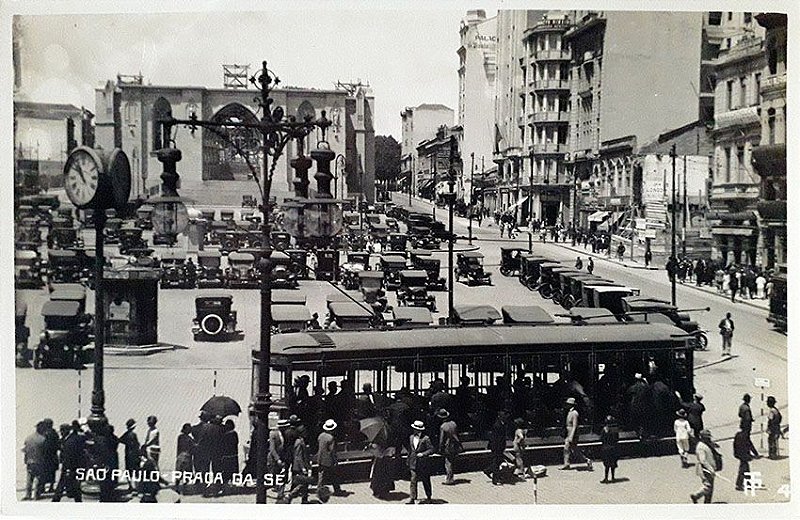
[699,429,712,438]
[289,414,301,426]
[323,419,337,431]
[411,420,425,431]
[565,397,576,405]
[125,418,136,429]
[277,419,290,428]
[435,408,450,419]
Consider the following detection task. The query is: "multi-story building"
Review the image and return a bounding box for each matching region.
[399,104,454,198]
[752,12,787,269]
[708,34,766,266]
[458,10,497,204]
[700,11,762,124]
[416,125,463,201]
[95,73,375,206]
[563,11,705,229]
[14,101,94,189]
[520,11,573,226]
[492,10,544,217]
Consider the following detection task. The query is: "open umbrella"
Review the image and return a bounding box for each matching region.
[359,417,387,443]
[200,395,242,418]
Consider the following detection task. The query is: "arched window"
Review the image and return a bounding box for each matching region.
[202,103,261,181]
[152,97,172,151]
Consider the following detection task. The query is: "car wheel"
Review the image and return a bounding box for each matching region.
[200,313,224,336]
[500,267,510,277]
[696,332,708,351]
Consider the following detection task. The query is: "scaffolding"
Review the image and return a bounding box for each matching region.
[223,64,250,89]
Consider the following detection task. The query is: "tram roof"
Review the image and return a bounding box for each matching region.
[270,322,689,357]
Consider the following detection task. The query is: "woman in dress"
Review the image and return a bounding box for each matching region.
[175,423,195,496]
[600,415,619,483]
[220,419,239,491]
[369,439,396,499]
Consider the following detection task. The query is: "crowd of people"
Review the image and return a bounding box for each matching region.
[665,257,777,303]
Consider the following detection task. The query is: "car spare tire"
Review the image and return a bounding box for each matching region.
[200,313,224,336]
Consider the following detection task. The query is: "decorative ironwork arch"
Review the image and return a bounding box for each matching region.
[202,103,262,181]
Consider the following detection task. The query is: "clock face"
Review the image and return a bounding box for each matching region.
[64,147,104,208]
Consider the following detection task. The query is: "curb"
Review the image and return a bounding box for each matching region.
[550,242,660,271]
[677,281,770,313]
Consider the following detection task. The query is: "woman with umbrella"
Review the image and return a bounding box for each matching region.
[361,417,395,499]
[220,420,239,492]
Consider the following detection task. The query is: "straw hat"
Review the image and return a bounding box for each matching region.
[676,409,687,418]
[435,409,450,419]
[323,419,337,431]
[565,397,576,405]
[411,420,425,431]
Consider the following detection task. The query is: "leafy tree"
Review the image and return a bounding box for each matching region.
[374,135,401,183]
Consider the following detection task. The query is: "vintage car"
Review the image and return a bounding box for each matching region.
[70,248,96,285]
[273,289,307,306]
[379,254,407,290]
[500,305,555,325]
[388,233,407,252]
[15,250,45,289]
[346,225,368,251]
[47,218,82,250]
[16,302,31,367]
[500,247,527,277]
[270,251,299,289]
[454,251,492,286]
[55,207,74,226]
[559,273,609,309]
[582,285,641,316]
[206,221,230,245]
[152,231,178,246]
[217,230,245,254]
[47,249,83,283]
[226,252,259,289]
[135,205,154,230]
[200,209,216,222]
[385,218,400,233]
[119,227,148,255]
[518,254,550,290]
[451,304,501,326]
[271,305,313,333]
[325,301,375,330]
[391,306,433,329]
[285,249,309,280]
[409,226,440,250]
[104,217,124,244]
[314,249,339,282]
[368,222,389,244]
[339,251,371,290]
[192,294,240,341]
[409,249,446,291]
[396,270,436,311]
[535,262,570,298]
[622,296,709,350]
[160,250,196,289]
[15,218,43,251]
[548,268,584,306]
[242,194,258,208]
[219,210,236,222]
[34,300,92,369]
[567,306,619,324]
[270,232,292,252]
[343,211,360,226]
[358,270,389,314]
[196,251,225,288]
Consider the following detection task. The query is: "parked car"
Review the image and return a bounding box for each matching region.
[380,254,407,290]
[192,294,241,341]
[196,251,225,288]
[358,270,389,314]
[47,250,83,283]
[160,250,196,289]
[270,251,298,289]
[226,252,259,289]
[119,227,148,255]
[34,300,92,369]
[500,247,526,277]
[454,251,492,286]
[339,251,371,290]
[135,205,154,230]
[396,270,436,311]
[15,250,45,289]
[409,250,446,291]
[271,304,313,333]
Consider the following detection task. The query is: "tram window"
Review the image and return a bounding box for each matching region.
[354,369,378,395]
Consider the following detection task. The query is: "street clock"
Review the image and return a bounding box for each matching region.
[63,146,131,211]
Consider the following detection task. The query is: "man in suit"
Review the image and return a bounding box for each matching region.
[719,312,735,356]
[356,383,379,419]
[316,419,342,497]
[406,420,435,504]
[484,414,507,485]
[690,429,717,503]
[438,409,460,485]
[738,394,754,433]
[22,422,46,500]
[286,424,313,504]
[52,423,85,502]
[560,397,592,471]
[733,425,760,491]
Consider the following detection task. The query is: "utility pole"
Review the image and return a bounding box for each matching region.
[469,152,475,244]
[447,136,457,323]
[670,143,677,306]
[683,154,688,256]
[529,150,534,252]
[432,156,437,220]
[481,155,485,214]
[408,154,413,206]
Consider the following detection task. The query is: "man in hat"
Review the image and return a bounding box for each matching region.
[738,394,754,433]
[141,416,161,466]
[733,424,760,491]
[268,419,288,481]
[192,411,212,475]
[406,420,435,504]
[679,393,706,444]
[52,422,85,502]
[718,312,734,356]
[40,419,60,494]
[561,397,592,471]
[484,414,507,485]
[691,429,718,503]
[674,409,693,468]
[119,418,140,492]
[287,424,313,504]
[316,419,343,498]
[766,396,783,459]
[22,422,46,500]
[438,409,460,485]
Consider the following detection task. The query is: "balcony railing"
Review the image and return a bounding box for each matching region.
[761,73,787,95]
[532,143,565,154]
[533,48,570,61]
[710,182,760,200]
[531,111,569,124]
[532,78,569,91]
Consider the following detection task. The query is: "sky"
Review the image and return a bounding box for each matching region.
[14,7,480,139]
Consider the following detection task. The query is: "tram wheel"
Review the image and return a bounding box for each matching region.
[539,285,553,299]
[562,295,575,310]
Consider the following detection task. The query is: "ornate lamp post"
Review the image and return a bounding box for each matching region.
[446,136,459,322]
[159,61,329,504]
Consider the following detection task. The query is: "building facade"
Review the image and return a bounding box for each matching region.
[563,11,705,230]
[458,10,497,204]
[708,35,766,266]
[521,11,573,226]
[95,74,375,206]
[14,101,94,190]
[752,12,787,269]
[400,104,454,198]
[416,125,463,201]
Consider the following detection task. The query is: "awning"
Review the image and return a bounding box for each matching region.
[507,196,530,211]
[418,179,434,191]
[588,210,610,222]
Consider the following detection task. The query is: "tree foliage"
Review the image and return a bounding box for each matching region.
[374,135,401,182]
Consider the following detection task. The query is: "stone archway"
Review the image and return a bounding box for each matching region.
[202,103,261,181]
